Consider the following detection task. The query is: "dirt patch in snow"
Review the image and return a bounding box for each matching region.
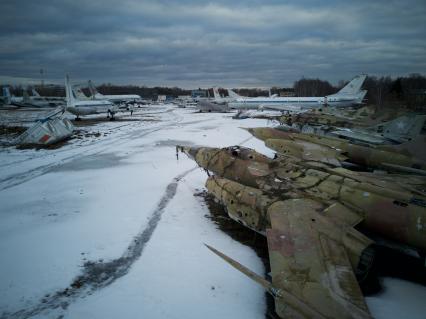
[71,116,159,127]
[0,125,26,136]
[15,138,72,150]
[1,167,198,319]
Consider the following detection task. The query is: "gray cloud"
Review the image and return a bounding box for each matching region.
[0,0,425,88]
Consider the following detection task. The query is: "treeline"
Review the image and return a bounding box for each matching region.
[292,74,426,109]
[362,74,426,109]
[95,84,191,98]
[231,87,295,97]
[8,84,191,99]
[293,78,336,97]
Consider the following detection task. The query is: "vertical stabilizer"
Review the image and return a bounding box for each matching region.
[336,74,367,95]
[73,86,89,100]
[3,87,10,98]
[65,75,76,107]
[227,89,241,99]
[356,90,368,103]
[88,80,101,98]
[213,87,221,100]
[23,88,30,103]
[31,88,41,97]
[2,87,11,104]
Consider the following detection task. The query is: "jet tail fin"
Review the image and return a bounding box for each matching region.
[372,114,426,144]
[213,87,221,100]
[227,89,241,99]
[65,75,76,107]
[23,89,30,103]
[2,87,11,104]
[31,88,41,97]
[355,90,367,104]
[336,74,367,95]
[3,86,10,98]
[88,80,100,97]
[73,85,89,100]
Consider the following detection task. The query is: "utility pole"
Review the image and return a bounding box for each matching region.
[40,68,44,88]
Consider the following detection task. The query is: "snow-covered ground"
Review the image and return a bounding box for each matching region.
[0,104,425,319]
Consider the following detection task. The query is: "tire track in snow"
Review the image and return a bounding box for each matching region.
[1,166,197,319]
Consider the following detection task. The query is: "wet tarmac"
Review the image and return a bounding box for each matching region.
[50,153,126,172]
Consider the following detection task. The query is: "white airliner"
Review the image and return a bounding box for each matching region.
[228,74,368,111]
[195,87,231,112]
[2,87,23,105]
[21,88,61,108]
[30,88,64,102]
[88,80,141,103]
[212,87,232,104]
[65,76,118,120]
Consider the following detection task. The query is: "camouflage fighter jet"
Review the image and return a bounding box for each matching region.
[177,145,426,319]
[280,111,426,145]
[246,127,426,174]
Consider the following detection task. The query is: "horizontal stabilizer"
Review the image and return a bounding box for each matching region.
[266,199,371,318]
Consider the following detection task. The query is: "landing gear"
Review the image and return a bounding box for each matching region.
[75,115,81,121]
[108,110,116,121]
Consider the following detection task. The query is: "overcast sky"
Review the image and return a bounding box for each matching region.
[0,0,425,88]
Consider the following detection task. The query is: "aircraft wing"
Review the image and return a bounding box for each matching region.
[266,199,371,319]
[265,138,347,166]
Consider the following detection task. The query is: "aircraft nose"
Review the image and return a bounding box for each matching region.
[176,145,200,160]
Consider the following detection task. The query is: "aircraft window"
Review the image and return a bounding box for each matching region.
[377,125,384,133]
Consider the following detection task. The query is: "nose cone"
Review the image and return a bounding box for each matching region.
[176,145,201,160]
[177,145,223,170]
[186,146,201,160]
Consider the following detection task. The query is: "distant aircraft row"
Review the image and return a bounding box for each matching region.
[1,74,368,119]
[0,77,144,119]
